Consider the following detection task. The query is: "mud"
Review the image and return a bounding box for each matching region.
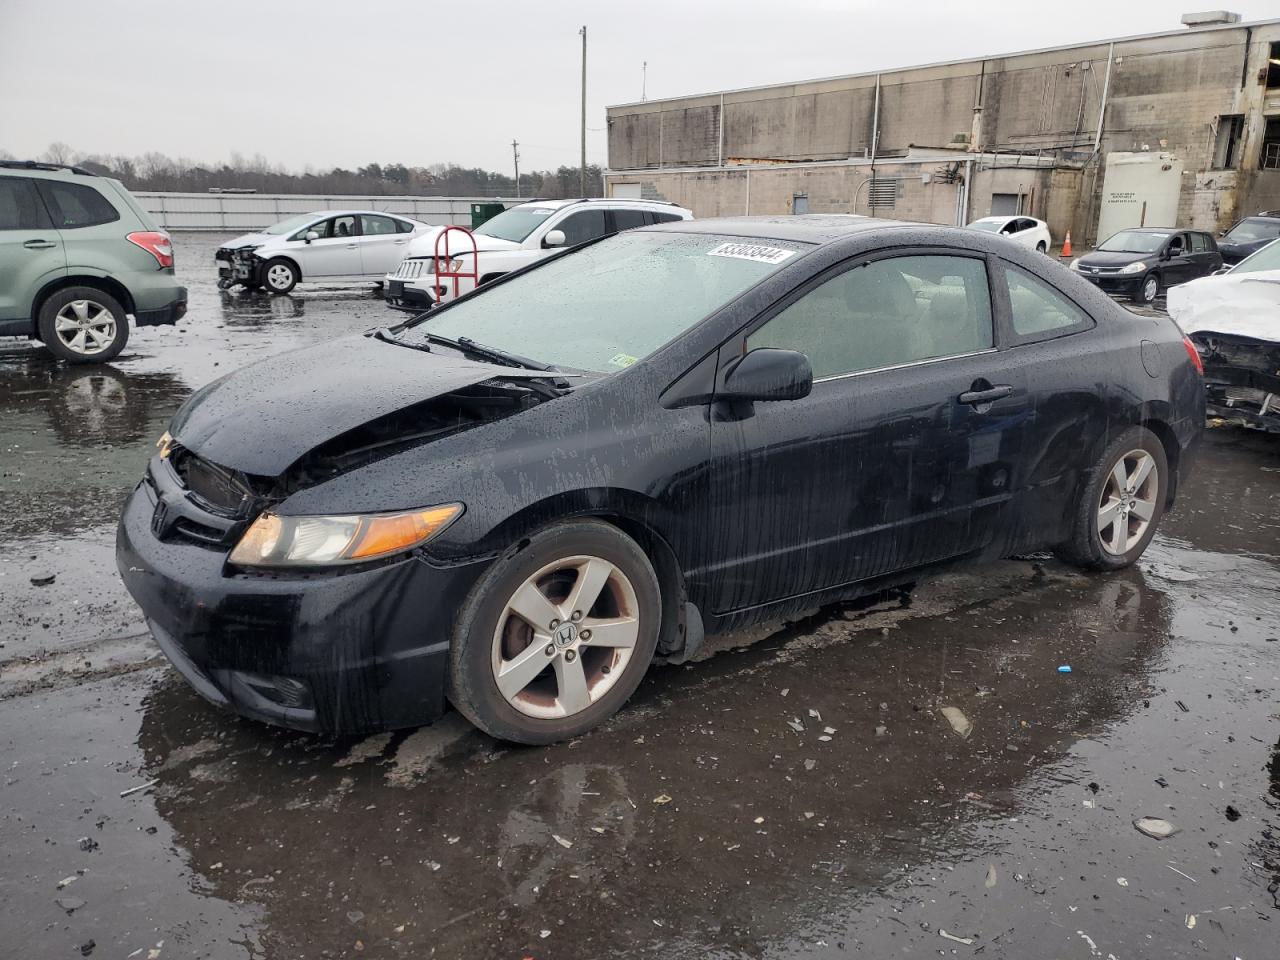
[1,235,1278,958]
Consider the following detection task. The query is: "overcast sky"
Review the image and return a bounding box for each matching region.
[1,0,1275,174]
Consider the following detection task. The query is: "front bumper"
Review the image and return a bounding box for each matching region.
[1077,272,1144,296]
[384,278,440,311]
[135,290,188,327]
[115,474,487,734]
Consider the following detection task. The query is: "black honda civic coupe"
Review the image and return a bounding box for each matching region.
[117,216,1204,744]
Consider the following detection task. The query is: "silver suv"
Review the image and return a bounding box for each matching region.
[0,161,187,363]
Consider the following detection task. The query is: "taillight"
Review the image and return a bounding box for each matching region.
[1181,335,1204,375]
[127,231,174,269]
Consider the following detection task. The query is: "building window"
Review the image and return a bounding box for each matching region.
[1213,115,1245,169]
[868,178,897,207]
[1268,42,1280,89]
[1262,117,1280,171]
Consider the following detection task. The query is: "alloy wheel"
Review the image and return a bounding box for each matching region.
[53,299,117,356]
[1097,449,1158,555]
[1142,275,1158,302]
[491,555,640,719]
[266,264,294,290]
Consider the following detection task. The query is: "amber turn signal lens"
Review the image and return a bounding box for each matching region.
[348,505,464,561]
[156,430,174,459]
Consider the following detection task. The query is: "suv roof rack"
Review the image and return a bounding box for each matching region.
[0,160,98,176]
[562,196,679,207]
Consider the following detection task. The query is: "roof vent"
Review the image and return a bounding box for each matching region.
[1180,10,1242,28]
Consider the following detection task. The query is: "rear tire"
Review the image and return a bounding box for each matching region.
[261,258,299,294]
[1036,241,1047,254]
[1055,426,1168,571]
[36,287,129,364]
[448,519,661,744]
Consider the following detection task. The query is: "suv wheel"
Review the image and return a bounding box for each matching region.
[261,258,299,294]
[37,287,129,364]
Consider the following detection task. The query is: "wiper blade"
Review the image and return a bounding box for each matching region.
[428,333,557,372]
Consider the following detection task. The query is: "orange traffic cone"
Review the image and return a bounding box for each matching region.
[1061,231,1073,257]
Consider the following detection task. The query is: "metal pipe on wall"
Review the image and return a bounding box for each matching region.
[1093,43,1115,152]
[718,93,725,168]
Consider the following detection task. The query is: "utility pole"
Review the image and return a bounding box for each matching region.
[642,61,647,101]
[579,25,587,197]
[511,139,520,198]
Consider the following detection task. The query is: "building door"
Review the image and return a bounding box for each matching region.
[611,183,643,199]
[990,193,1021,216]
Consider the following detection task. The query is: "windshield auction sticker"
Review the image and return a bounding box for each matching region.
[707,242,797,265]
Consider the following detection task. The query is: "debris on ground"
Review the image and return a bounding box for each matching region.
[653,794,672,805]
[940,706,973,739]
[30,574,56,587]
[55,896,86,913]
[803,759,816,771]
[1134,817,1180,839]
[1154,776,1169,788]
[79,940,95,956]
[874,725,888,737]
[786,719,805,733]
[1116,877,1129,887]
[1225,805,1241,821]
[1175,700,1190,713]
[985,864,998,888]
[553,834,573,849]
[78,836,98,852]
[808,708,822,721]
[939,930,973,945]
[1057,665,1072,674]
[119,778,158,798]
[55,875,78,889]
[346,910,364,924]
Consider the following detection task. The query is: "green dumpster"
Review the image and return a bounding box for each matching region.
[470,202,507,228]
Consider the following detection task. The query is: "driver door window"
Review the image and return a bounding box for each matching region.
[292,219,331,241]
[556,209,609,246]
[746,254,993,379]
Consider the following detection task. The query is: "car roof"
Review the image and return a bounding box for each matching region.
[640,214,913,243]
[512,197,690,211]
[305,209,418,218]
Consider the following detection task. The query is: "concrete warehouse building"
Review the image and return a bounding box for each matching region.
[604,11,1280,244]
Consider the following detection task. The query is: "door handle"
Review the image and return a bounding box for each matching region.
[394,239,408,244]
[958,385,1013,405]
[345,243,357,249]
[23,239,57,250]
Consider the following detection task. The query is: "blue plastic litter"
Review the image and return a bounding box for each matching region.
[1057,665,1073,673]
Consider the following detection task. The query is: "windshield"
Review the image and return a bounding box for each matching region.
[1223,217,1280,244]
[967,220,1005,233]
[262,213,322,236]
[1098,230,1169,254]
[1230,237,1280,275]
[402,231,809,372]
[475,206,559,243]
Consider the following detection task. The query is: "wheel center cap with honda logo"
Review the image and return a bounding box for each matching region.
[554,622,578,648]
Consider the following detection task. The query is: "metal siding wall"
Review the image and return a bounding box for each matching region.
[133,194,520,231]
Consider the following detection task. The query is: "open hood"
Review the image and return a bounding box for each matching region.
[169,336,548,476]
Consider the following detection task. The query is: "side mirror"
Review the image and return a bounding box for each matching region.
[721,348,812,403]
[305,231,319,244]
[543,229,567,248]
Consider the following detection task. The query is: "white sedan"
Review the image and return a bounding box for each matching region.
[216,211,433,294]
[966,215,1053,253]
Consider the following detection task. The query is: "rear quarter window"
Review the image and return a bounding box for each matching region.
[37,180,120,229]
[1003,265,1094,341]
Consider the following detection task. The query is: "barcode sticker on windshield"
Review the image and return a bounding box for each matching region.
[707,242,797,265]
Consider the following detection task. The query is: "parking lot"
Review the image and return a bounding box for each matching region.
[1,233,1278,959]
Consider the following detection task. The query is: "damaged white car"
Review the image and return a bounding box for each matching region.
[1167,238,1280,433]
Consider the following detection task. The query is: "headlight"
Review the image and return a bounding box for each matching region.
[428,258,465,274]
[156,430,174,459]
[1069,258,1081,270]
[1119,261,1147,274]
[229,504,463,568]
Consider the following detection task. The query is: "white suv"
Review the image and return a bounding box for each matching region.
[385,198,692,309]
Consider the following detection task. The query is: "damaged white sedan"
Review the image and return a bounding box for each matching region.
[1167,239,1280,433]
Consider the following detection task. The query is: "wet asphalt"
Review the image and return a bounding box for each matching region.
[1,235,1277,959]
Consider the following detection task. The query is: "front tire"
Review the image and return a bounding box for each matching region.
[448,519,661,744]
[1055,426,1168,570]
[261,258,299,294]
[36,287,129,364]
[1136,272,1160,304]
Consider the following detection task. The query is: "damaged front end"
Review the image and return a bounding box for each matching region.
[1191,332,1280,434]
[215,245,263,288]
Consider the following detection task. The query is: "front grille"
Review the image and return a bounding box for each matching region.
[173,517,230,547]
[171,449,256,516]
[395,259,427,280]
